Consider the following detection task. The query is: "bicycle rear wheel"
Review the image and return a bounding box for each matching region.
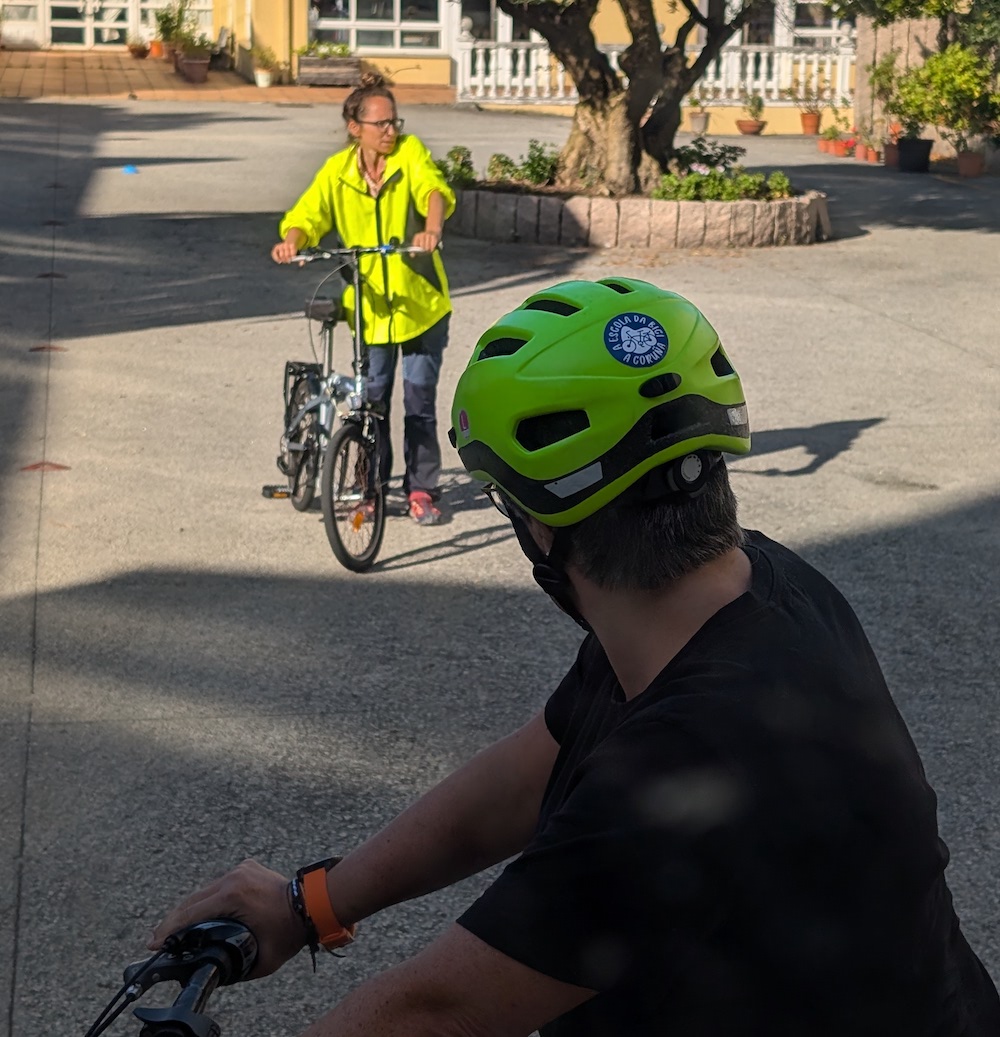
[286,378,320,512]
[321,420,385,572]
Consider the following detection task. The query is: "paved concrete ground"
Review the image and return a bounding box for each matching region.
[1,98,999,1037]
[0,49,454,103]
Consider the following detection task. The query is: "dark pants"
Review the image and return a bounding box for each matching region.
[365,314,448,498]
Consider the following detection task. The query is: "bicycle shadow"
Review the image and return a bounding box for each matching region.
[374,520,515,572]
[732,418,885,477]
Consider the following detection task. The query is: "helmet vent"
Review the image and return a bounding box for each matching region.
[639,373,681,399]
[604,281,634,295]
[710,348,735,377]
[524,299,580,317]
[516,410,590,452]
[479,336,529,360]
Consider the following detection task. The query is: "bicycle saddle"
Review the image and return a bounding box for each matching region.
[305,298,345,324]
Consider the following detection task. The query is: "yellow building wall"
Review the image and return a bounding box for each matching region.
[591,0,690,46]
[363,56,451,85]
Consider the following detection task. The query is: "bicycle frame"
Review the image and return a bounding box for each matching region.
[289,242,429,435]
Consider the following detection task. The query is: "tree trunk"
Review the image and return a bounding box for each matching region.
[557,89,641,195]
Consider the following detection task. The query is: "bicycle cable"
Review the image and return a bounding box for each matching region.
[83,947,171,1037]
[306,262,353,365]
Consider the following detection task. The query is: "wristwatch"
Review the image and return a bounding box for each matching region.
[294,857,356,950]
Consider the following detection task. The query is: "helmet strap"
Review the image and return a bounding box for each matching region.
[508,511,591,632]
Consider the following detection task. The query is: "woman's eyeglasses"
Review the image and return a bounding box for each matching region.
[357,117,404,134]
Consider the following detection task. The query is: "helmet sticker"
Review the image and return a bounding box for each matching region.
[458,409,471,440]
[604,313,669,368]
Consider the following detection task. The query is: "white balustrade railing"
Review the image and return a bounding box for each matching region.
[456,40,625,104]
[455,38,855,107]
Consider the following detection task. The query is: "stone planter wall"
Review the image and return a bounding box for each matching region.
[452,190,832,249]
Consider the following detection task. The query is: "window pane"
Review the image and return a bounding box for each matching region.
[400,29,438,46]
[51,25,85,42]
[315,26,351,44]
[356,0,393,20]
[51,5,85,19]
[795,3,832,27]
[4,5,39,20]
[357,28,394,44]
[401,0,437,20]
[311,0,350,16]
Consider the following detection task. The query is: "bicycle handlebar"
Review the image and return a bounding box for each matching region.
[291,242,436,263]
[85,919,258,1037]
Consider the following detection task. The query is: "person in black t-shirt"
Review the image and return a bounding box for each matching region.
[150,279,1000,1036]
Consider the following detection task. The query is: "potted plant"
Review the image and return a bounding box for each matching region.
[251,44,279,88]
[686,87,711,135]
[886,66,935,173]
[917,44,998,178]
[127,34,151,59]
[737,90,766,135]
[788,77,826,135]
[177,29,212,83]
[818,124,840,153]
[295,40,362,87]
[153,1,189,64]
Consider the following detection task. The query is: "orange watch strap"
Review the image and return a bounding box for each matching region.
[301,866,356,949]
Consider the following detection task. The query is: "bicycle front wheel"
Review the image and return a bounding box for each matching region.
[321,421,385,572]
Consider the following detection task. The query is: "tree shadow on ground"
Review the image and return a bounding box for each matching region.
[3,491,999,1037]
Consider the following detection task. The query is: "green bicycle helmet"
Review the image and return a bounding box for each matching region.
[450,278,750,527]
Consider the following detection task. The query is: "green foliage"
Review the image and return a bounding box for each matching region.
[486,153,519,181]
[435,146,477,188]
[518,139,560,184]
[741,89,765,120]
[176,29,212,55]
[153,0,192,42]
[672,136,746,174]
[485,140,560,185]
[296,40,352,57]
[251,44,279,71]
[766,171,792,198]
[917,44,999,150]
[866,49,900,106]
[651,165,793,201]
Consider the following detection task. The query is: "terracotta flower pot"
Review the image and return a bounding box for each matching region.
[957,150,985,178]
[854,143,867,161]
[148,39,164,59]
[736,119,766,135]
[866,147,880,163]
[832,140,849,158]
[800,112,821,135]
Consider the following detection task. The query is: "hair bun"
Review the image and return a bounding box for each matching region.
[359,70,386,89]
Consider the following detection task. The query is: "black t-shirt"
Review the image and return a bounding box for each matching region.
[458,531,1000,1036]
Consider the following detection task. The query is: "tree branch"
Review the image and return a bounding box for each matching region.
[675,0,709,29]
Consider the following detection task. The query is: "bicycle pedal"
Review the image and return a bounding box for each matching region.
[262,485,291,499]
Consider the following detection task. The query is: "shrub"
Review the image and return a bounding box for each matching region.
[485,140,560,185]
[651,166,793,202]
[486,152,520,181]
[672,136,746,175]
[519,139,560,185]
[435,146,477,188]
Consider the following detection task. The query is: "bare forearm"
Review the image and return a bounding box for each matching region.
[425,191,446,236]
[329,712,556,928]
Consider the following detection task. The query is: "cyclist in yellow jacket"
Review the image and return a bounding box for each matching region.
[272,71,455,525]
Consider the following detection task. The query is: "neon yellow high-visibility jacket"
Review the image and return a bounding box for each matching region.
[279,134,455,346]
